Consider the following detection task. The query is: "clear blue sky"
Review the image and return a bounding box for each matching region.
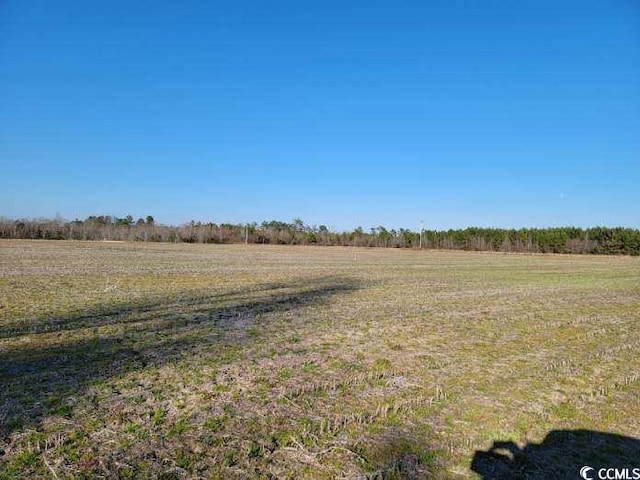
[1,0,639,230]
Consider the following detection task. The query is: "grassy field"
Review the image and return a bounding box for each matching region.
[1,240,639,478]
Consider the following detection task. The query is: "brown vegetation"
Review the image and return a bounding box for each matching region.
[1,241,639,478]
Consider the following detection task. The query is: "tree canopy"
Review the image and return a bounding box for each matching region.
[1,216,638,255]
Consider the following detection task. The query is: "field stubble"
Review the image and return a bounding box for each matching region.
[0,240,639,478]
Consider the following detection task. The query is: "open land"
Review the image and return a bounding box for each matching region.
[1,240,639,478]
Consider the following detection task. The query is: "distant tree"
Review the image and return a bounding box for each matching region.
[293,218,306,232]
[377,226,391,247]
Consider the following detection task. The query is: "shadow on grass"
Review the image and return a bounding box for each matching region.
[0,276,360,438]
[0,281,300,339]
[471,429,640,479]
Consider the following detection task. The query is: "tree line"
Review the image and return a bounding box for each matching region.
[1,215,639,255]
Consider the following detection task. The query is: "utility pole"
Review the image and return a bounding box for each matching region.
[419,220,424,250]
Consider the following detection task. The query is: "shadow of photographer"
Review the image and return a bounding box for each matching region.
[471,429,640,479]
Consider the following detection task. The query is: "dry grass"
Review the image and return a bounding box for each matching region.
[1,240,639,478]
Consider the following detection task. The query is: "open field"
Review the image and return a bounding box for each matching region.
[1,240,639,478]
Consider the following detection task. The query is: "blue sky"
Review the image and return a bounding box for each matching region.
[1,0,639,230]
